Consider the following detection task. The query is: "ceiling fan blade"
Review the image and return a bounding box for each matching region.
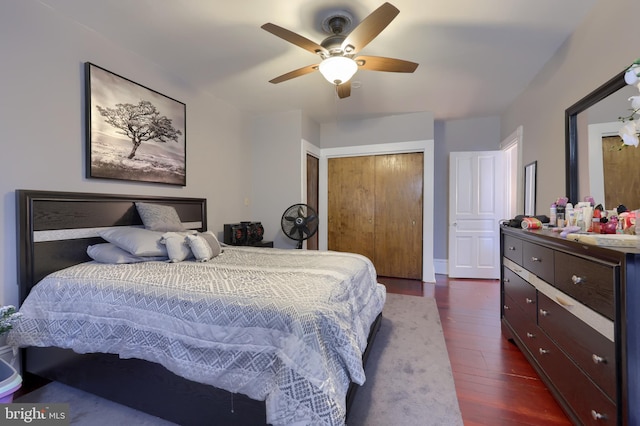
[355,55,418,73]
[341,2,399,55]
[336,81,351,99]
[261,23,328,56]
[269,64,319,84]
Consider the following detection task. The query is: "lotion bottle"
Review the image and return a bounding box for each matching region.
[550,203,557,226]
[566,203,574,227]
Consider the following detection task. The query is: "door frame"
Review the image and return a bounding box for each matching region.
[500,126,522,219]
[319,140,435,283]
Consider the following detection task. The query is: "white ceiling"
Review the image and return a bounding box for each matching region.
[40,0,598,124]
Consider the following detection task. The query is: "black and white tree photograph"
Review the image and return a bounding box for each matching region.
[85,63,186,185]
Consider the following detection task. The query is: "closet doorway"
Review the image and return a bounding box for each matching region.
[328,152,423,279]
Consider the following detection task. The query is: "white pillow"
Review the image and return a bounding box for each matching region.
[98,227,167,257]
[135,202,186,232]
[87,243,166,264]
[161,231,196,262]
[186,231,222,262]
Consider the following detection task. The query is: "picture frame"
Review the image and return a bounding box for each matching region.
[524,161,537,216]
[85,62,186,186]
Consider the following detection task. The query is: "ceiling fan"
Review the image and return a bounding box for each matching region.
[261,2,418,99]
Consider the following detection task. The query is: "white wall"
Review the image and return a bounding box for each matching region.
[501,0,640,210]
[320,112,434,148]
[249,110,307,248]
[0,1,252,306]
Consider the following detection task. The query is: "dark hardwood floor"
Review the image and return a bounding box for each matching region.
[378,274,572,426]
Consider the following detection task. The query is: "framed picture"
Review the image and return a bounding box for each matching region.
[524,161,537,216]
[85,62,186,186]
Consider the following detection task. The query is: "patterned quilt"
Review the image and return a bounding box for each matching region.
[8,247,386,426]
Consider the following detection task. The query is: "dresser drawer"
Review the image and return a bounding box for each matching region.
[538,292,616,400]
[503,266,537,315]
[532,328,617,425]
[503,234,523,265]
[554,252,616,320]
[503,294,538,359]
[523,241,554,283]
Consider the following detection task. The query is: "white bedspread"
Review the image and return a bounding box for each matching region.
[8,247,386,426]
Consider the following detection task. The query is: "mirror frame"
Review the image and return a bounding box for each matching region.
[565,69,626,203]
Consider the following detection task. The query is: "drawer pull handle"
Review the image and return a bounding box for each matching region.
[508,246,516,251]
[571,275,585,284]
[592,354,607,364]
[538,348,549,355]
[503,278,510,283]
[539,309,549,316]
[525,297,534,304]
[503,305,510,310]
[591,410,607,421]
[531,256,541,262]
[526,332,535,338]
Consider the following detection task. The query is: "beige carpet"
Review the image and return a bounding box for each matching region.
[348,293,463,425]
[15,293,463,425]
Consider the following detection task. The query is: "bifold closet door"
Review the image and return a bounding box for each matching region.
[328,155,376,262]
[373,153,423,279]
[328,152,423,279]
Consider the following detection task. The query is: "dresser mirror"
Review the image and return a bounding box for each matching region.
[565,68,637,207]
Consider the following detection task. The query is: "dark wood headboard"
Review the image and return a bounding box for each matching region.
[16,190,207,304]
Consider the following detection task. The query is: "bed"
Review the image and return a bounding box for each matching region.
[9,190,385,426]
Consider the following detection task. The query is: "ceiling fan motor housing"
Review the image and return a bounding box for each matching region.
[321,11,353,35]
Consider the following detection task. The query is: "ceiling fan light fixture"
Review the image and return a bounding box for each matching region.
[318,56,358,85]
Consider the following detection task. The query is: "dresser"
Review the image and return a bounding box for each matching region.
[500,227,640,425]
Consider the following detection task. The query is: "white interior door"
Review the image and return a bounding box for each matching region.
[448,151,504,279]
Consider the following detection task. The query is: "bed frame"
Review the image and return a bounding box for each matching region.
[16,189,382,425]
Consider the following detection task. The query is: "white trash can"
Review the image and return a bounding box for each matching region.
[0,358,22,403]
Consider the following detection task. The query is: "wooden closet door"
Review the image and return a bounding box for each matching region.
[374,153,423,279]
[328,152,423,280]
[328,156,376,261]
[306,154,319,250]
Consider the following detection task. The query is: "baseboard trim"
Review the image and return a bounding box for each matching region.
[434,258,448,275]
